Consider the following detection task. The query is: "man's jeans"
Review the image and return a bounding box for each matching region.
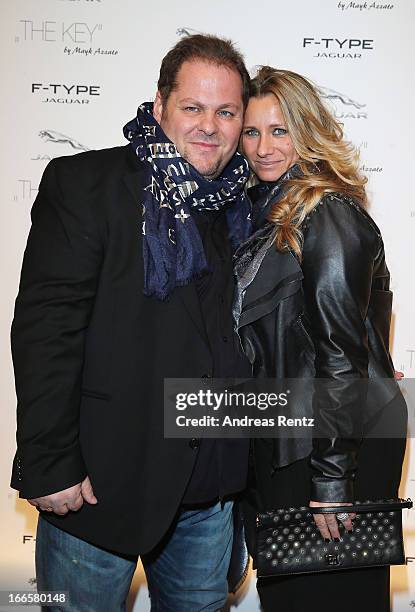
[36,500,233,612]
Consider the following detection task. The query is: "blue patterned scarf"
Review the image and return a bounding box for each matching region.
[123,102,251,300]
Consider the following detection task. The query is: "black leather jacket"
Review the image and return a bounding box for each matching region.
[234,172,401,502]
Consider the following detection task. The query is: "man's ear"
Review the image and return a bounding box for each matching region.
[153,91,163,123]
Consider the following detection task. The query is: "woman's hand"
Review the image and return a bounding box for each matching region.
[309,500,356,540]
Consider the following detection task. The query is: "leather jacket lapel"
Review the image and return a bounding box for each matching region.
[237,245,303,329]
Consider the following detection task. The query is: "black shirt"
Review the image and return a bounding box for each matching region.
[182,209,251,504]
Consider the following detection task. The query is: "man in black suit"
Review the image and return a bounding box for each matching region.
[11,34,252,610]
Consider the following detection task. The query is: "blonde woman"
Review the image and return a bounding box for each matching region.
[234,66,406,611]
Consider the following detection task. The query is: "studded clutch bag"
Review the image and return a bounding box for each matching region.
[256,498,412,577]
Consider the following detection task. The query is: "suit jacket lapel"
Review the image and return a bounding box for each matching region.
[122,145,145,210]
[176,282,209,347]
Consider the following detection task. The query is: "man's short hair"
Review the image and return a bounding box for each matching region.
[157,34,250,108]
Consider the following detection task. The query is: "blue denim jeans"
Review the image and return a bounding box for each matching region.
[36,500,233,611]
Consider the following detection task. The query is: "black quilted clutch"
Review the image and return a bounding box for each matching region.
[256,499,412,577]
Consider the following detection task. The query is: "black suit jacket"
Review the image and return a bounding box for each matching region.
[11,145,247,555]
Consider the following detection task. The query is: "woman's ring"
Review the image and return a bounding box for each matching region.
[336,512,350,521]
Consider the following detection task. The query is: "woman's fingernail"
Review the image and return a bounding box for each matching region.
[324,538,331,543]
[334,537,340,542]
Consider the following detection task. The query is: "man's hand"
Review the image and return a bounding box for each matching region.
[309,500,355,540]
[28,476,97,516]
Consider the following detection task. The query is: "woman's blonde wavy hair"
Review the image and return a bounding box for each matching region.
[246,66,367,257]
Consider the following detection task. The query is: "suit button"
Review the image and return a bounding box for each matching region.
[189,438,200,450]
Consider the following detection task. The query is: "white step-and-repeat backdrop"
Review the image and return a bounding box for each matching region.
[1,1,414,610]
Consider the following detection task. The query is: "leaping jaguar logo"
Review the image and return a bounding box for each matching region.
[176,27,202,37]
[318,86,366,110]
[39,130,90,151]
